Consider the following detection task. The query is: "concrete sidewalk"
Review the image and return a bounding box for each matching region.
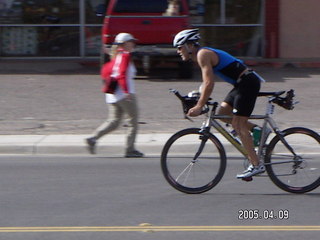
[0,133,236,156]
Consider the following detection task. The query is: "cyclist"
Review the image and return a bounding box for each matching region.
[173,28,265,179]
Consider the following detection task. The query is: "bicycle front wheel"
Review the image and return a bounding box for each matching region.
[161,128,226,194]
[265,127,320,193]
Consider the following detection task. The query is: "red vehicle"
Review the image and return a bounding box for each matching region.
[98,0,193,78]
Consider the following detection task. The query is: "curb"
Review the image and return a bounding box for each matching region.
[0,133,237,156]
[0,134,171,155]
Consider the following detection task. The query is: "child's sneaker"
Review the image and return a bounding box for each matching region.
[125,150,144,158]
[86,137,96,154]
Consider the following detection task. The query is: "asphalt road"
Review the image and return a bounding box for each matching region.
[0,155,319,240]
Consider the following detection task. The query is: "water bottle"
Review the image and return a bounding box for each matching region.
[252,126,262,147]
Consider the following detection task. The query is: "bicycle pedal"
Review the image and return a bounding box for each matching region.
[241,177,253,182]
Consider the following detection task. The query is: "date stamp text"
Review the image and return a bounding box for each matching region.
[238,209,289,220]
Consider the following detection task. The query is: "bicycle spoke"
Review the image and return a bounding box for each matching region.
[175,162,193,183]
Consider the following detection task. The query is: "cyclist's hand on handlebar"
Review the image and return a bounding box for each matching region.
[187,105,203,117]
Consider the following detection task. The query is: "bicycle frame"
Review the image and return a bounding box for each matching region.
[200,96,296,162]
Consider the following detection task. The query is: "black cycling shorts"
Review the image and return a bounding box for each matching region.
[223,72,261,117]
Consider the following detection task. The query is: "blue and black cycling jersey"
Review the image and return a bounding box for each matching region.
[201,47,249,85]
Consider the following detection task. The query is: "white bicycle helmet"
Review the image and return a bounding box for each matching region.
[173,29,200,47]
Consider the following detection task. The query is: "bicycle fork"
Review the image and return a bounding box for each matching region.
[193,129,210,161]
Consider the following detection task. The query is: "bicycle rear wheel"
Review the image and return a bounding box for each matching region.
[161,128,226,194]
[265,127,320,193]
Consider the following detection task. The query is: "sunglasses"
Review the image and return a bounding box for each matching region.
[177,45,183,50]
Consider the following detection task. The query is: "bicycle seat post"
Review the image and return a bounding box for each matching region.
[266,98,275,116]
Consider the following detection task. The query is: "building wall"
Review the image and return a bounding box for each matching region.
[279,0,320,58]
[265,0,279,58]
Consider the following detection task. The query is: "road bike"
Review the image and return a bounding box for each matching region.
[161,89,320,194]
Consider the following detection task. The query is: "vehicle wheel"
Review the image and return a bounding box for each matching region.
[161,128,226,194]
[265,127,320,193]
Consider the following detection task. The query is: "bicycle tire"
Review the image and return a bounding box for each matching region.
[161,128,227,194]
[265,127,320,193]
